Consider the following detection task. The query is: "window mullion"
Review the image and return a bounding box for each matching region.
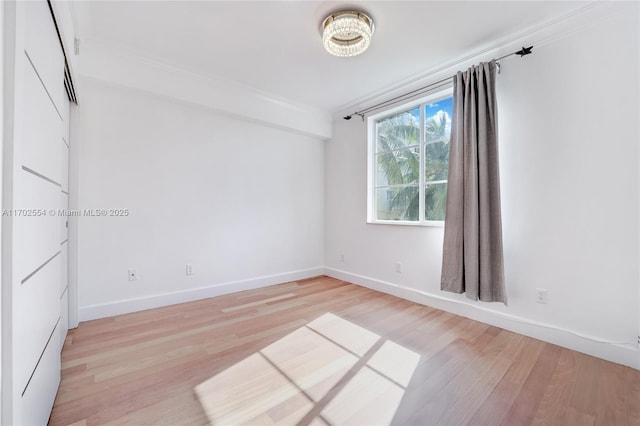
[377,144,420,155]
[372,122,379,220]
[419,105,425,223]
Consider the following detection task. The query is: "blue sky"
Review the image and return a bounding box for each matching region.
[427,96,453,120]
[399,97,454,137]
[407,96,453,122]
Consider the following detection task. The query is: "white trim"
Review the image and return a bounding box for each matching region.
[418,98,425,222]
[67,102,79,329]
[366,89,453,123]
[0,1,4,422]
[324,267,640,370]
[2,2,20,422]
[78,267,325,322]
[77,38,332,140]
[336,1,628,117]
[366,220,443,228]
[366,116,376,222]
[75,264,638,370]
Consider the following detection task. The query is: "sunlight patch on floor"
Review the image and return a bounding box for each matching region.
[194,312,419,425]
[261,326,359,402]
[367,340,421,387]
[195,353,313,425]
[321,366,406,425]
[306,312,380,357]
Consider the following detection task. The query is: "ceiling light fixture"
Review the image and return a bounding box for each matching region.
[322,10,374,57]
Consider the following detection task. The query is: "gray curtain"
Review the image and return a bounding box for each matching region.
[440,60,507,304]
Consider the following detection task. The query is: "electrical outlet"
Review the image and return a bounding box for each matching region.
[186,264,194,275]
[340,254,345,262]
[536,288,547,304]
[128,269,137,281]
[395,262,402,273]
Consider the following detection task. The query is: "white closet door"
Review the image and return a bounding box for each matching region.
[12,1,66,424]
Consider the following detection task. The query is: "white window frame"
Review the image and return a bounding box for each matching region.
[367,87,453,226]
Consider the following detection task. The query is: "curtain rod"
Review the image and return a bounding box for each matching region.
[343,46,533,121]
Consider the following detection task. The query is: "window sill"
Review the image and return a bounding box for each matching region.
[366,220,445,227]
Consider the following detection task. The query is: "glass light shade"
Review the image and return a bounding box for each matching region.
[322,11,374,57]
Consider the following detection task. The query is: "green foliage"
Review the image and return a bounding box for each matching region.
[376,109,450,221]
[425,112,450,182]
[425,183,447,221]
[376,113,420,183]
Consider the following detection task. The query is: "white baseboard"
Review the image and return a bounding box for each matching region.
[325,267,639,370]
[77,265,638,370]
[78,267,325,322]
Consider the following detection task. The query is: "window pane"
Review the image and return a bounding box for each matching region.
[425,97,453,143]
[424,141,449,182]
[376,107,420,151]
[376,186,419,221]
[376,147,420,186]
[425,183,447,221]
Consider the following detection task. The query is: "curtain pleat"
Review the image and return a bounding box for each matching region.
[441,60,507,304]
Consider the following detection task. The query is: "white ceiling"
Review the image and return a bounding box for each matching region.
[72,1,593,112]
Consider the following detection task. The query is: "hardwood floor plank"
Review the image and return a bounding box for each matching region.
[626,366,640,426]
[50,276,640,426]
[470,336,542,425]
[442,331,525,426]
[565,406,596,426]
[530,349,579,426]
[501,343,562,425]
[595,360,626,425]
[221,293,296,313]
[570,354,603,416]
[102,393,208,426]
[425,328,514,425]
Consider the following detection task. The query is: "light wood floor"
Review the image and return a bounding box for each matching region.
[50,276,639,426]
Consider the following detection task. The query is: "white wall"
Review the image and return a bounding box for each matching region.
[77,78,325,320]
[325,5,639,368]
[0,1,4,422]
[78,39,332,140]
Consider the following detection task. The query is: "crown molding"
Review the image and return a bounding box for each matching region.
[334,0,627,117]
[77,37,332,140]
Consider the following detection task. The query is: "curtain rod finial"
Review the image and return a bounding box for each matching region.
[516,46,533,57]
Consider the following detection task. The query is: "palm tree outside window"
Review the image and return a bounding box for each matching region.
[370,90,453,224]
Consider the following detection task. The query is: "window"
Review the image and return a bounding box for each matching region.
[368,89,453,225]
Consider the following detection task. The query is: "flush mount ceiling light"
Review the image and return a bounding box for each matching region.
[322,10,375,57]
